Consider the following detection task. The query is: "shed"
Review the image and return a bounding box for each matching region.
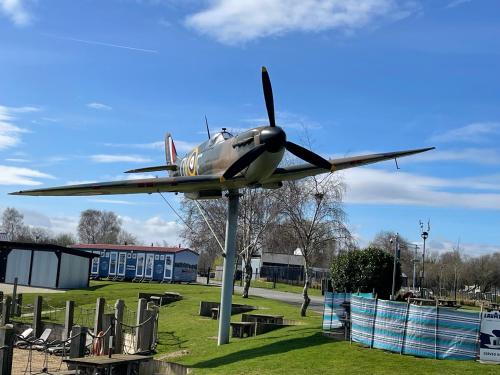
[0,240,97,289]
[71,244,198,283]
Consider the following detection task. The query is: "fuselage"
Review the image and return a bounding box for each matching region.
[174,126,286,185]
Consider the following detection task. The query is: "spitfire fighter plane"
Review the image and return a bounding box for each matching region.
[11,67,434,199]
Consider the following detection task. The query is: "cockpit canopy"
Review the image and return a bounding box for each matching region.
[210,130,233,146]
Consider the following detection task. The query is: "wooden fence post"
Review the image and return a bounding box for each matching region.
[0,325,15,375]
[94,297,105,333]
[14,294,22,317]
[10,278,18,316]
[64,301,75,341]
[1,297,11,326]
[114,299,125,354]
[135,298,147,353]
[33,296,43,337]
[69,325,87,359]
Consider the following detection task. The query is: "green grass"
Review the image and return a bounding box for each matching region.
[14,282,498,374]
[248,280,322,297]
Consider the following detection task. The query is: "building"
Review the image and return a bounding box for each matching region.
[72,244,198,283]
[242,252,305,281]
[0,240,97,289]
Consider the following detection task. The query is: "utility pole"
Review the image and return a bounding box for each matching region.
[419,220,430,298]
[412,244,419,291]
[390,233,399,301]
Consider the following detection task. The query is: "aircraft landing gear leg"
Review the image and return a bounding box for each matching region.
[217,189,240,345]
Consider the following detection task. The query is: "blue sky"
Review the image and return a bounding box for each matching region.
[1,0,499,255]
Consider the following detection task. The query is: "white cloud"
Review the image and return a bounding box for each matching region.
[103,139,197,154]
[90,154,153,163]
[430,122,500,143]
[341,167,500,210]
[87,102,112,111]
[0,165,54,186]
[120,215,184,245]
[88,198,136,205]
[5,158,29,163]
[446,0,472,9]
[0,0,31,26]
[0,105,32,150]
[186,0,419,44]
[428,239,500,257]
[406,148,500,166]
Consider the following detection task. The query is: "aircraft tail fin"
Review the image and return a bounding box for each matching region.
[165,133,178,166]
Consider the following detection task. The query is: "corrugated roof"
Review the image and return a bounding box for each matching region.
[0,240,98,259]
[70,243,198,256]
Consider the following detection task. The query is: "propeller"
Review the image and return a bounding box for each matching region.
[222,144,267,180]
[221,67,332,180]
[262,67,276,128]
[285,141,332,170]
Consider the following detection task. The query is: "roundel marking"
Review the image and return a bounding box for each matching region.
[187,148,198,176]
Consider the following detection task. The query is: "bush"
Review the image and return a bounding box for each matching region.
[330,247,401,299]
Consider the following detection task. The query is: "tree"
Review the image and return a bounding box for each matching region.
[1,207,24,241]
[331,247,401,299]
[52,233,77,247]
[181,188,281,298]
[276,175,352,316]
[77,209,122,244]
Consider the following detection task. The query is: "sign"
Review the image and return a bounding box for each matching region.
[0,232,8,241]
[480,310,500,363]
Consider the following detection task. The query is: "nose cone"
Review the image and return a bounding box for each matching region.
[260,126,286,153]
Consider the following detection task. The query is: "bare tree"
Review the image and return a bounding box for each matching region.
[77,209,122,244]
[277,175,352,316]
[1,207,24,241]
[181,189,281,298]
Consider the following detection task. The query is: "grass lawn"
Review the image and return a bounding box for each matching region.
[16,281,498,374]
[249,280,322,297]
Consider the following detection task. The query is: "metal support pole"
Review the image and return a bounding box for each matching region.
[391,233,399,301]
[217,190,240,346]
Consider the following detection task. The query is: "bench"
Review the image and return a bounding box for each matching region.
[230,322,256,338]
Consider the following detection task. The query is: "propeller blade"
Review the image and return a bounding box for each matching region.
[262,66,276,127]
[285,141,332,170]
[222,144,267,180]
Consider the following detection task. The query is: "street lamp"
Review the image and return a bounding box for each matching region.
[419,220,430,297]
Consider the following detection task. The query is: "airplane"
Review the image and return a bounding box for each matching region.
[10,67,434,199]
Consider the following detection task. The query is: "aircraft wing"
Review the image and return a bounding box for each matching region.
[263,147,435,184]
[9,175,224,196]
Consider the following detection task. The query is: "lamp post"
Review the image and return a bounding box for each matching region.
[419,220,430,298]
[412,244,419,291]
[390,233,399,301]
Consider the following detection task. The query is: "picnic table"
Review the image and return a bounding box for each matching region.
[64,354,152,375]
[241,313,284,325]
[409,298,436,306]
[437,299,460,308]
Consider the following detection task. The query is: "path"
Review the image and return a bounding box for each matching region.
[197,277,324,313]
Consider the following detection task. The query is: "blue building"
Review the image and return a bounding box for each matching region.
[71,244,198,283]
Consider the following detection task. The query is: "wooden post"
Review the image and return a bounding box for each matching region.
[1,296,11,326]
[14,294,22,317]
[101,313,114,355]
[33,296,43,337]
[94,297,105,333]
[0,292,3,315]
[114,299,125,354]
[11,278,18,317]
[135,298,147,353]
[69,325,87,359]
[64,301,75,341]
[0,325,15,375]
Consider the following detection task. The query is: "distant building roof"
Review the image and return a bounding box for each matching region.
[261,253,305,267]
[71,243,198,256]
[0,240,98,259]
